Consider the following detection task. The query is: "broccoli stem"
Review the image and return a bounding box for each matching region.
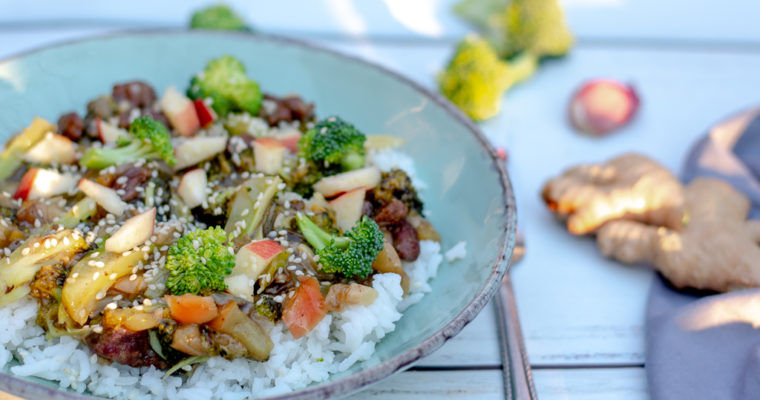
[507,52,539,86]
[295,213,350,251]
[79,141,146,170]
[341,152,365,171]
[55,197,97,228]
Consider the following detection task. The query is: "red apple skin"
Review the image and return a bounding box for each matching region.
[13,168,38,200]
[255,137,281,148]
[275,131,301,153]
[172,105,201,137]
[96,118,106,143]
[568,79,640,136]
[194,99,217,127]
[245,239,284,261]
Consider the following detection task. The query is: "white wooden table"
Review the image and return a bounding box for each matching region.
[3,1,760,398]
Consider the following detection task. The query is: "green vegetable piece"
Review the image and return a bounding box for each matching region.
[165,227,235,296]
[0,229,89,305]
[79,116,175,169]
[187,56,262,117]
[296,214,384,279]
[163,356,210,380]
[454,0,573,59]
[0,118,54,182]
[190,4,248,31]
[55,197,97,228]
[297,116,367,173]
[225,176,281,239]
[439,35,513,121]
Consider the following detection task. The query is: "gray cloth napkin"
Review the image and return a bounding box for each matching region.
[647,108,760,399]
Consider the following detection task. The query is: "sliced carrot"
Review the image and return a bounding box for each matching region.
[282,276,327,339]
[208,301,235,331]
[165,294,218,325]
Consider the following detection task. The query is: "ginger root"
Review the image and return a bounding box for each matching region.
[543,153,760,292]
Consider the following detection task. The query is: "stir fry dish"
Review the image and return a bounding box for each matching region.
[0,55,439,374]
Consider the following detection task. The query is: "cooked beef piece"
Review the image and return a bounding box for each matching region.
[112,81,157,109]
[57,112,84,141]
[261,94,314,126]
[361,201,373,217]
[16,200,65,227]
[85,328,168,369]
[111,164,152,202]
[373,199,408,226]
[392,220,420,261]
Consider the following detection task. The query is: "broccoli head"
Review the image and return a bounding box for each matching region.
[187,56,262,117]
[165,226,235,296]
[439,35,512,121]
[297,116,367,172]
[190,4,248,31]
[454,0,573,59]
[296,214,383,279]
[79,116,175,169]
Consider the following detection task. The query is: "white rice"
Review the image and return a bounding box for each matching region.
[445,241,467,263]
[0,259,443,399]
[0,149,465,398]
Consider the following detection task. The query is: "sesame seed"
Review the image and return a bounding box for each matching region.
[21,248,30,256]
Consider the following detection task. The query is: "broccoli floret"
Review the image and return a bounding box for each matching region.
[254,295,283,322]
[297,116,367,172]
[296,214,383,279]
[370,169,424,213]
[454,0,573,59]
[187,56,262,117]
[29,263,66,302]
[165,226,235,296]
[439,35,514,121]
[190,4,248,31]
[79,117,175,170]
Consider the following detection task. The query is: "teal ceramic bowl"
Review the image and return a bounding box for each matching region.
[0,31,516,399]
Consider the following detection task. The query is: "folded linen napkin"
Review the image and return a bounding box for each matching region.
[647,108,760,400]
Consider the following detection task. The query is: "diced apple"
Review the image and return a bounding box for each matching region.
[173,136,228,170]
[328,187,366,231]
[177,168,207,208]
[273,129,301,153]
[313,166,381,198]
[160,86,200,137]
[22,132,76,164]
[96,118,128,144]
[13,168,77,200]
[226,239,284,300]
[77,178,127,216]
[253,137,286,175]
[194,99,217,127]
[105,207,156,253]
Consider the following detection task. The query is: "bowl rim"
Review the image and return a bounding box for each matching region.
[0,29,517,400]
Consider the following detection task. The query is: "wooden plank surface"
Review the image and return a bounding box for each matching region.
[3,0,760,44]
[344,367,647,399]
